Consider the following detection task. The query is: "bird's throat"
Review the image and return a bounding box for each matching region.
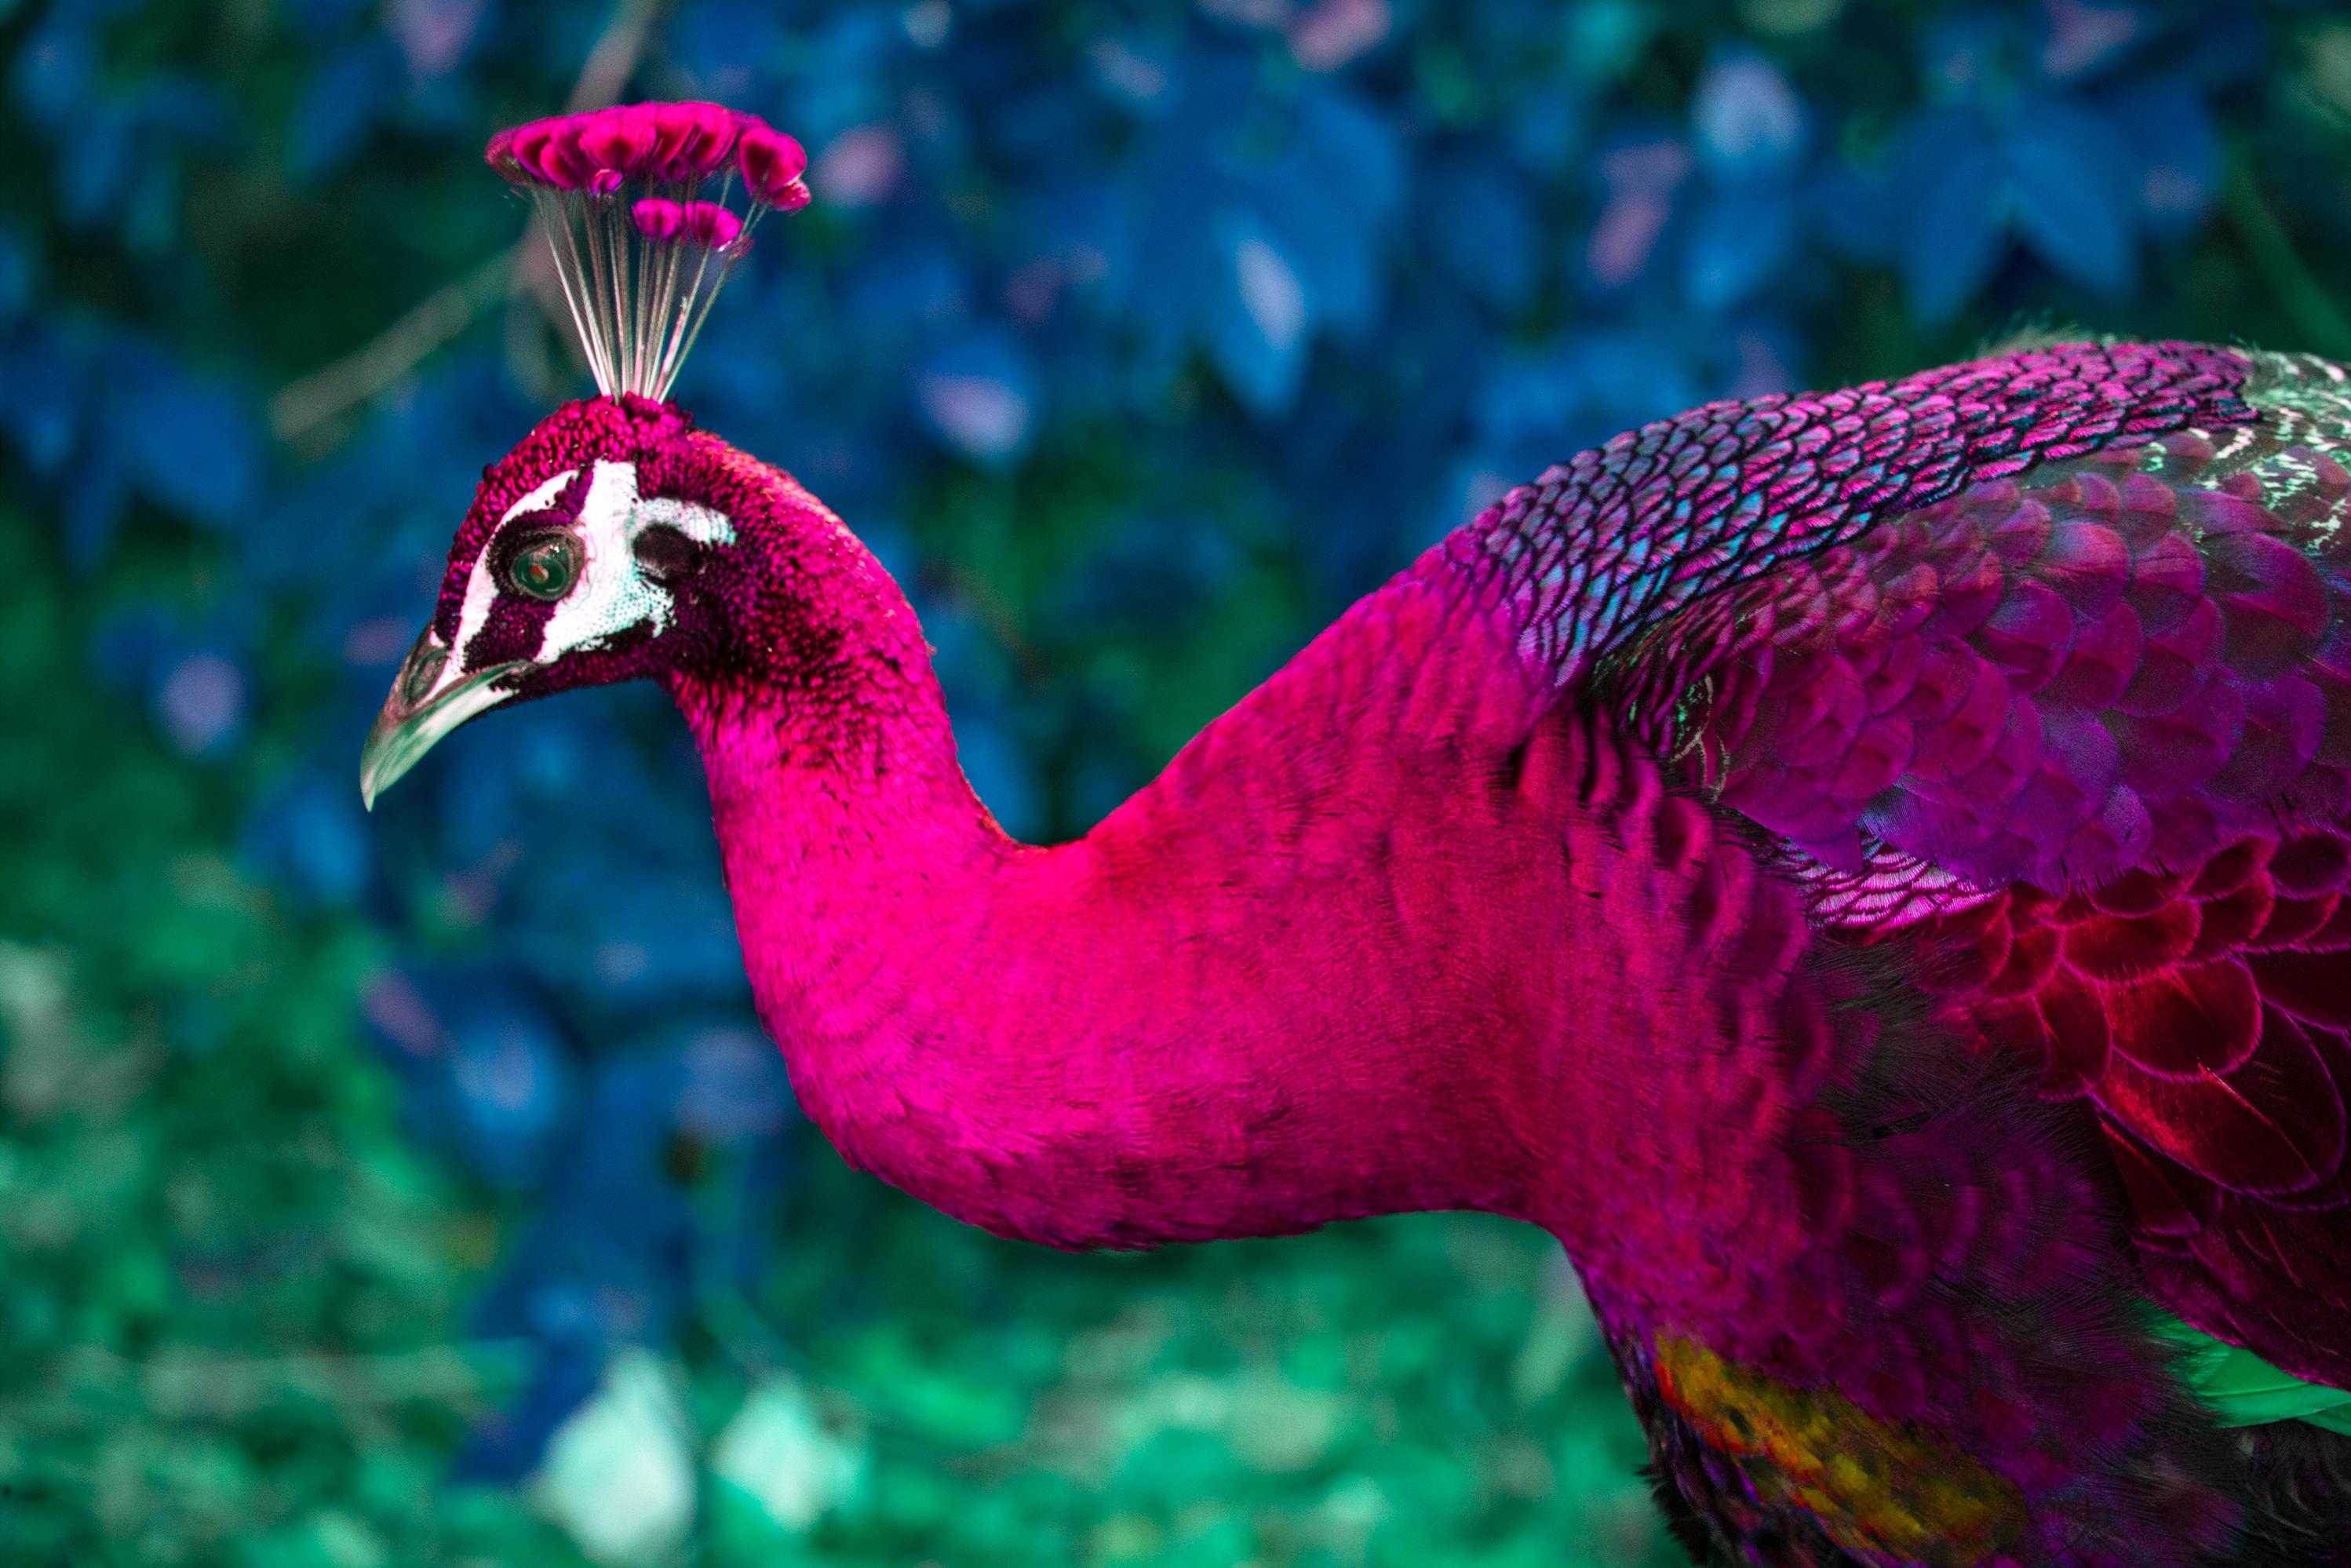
[658,453,1572,1245]
[658,445,1823,1264]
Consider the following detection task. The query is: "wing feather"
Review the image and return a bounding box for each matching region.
[1646,350,2351,1387]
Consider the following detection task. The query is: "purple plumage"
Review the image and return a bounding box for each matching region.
[1445,342,2351,1563]
[367,199,2351,1568]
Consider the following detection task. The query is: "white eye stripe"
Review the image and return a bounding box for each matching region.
[455,467,581,661]
[455,461,738,670]
[541,461,654,654]
[631,494,734,545]
[540,461,731,655]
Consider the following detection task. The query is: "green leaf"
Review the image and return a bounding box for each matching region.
[2154,1312,2351,1429]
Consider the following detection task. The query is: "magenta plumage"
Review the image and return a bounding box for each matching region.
[360,103,2351,1568]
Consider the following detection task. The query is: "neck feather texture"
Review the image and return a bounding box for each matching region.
[662,439,1852,1274]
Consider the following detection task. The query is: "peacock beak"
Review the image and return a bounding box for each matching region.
[359,625,527,809]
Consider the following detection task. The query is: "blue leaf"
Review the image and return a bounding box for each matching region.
[2172,7,2266,91]
[456,1342,603,1486]
[60,439,128,571]
[2005,97,2137,297]
[242,771,372,906]
[1474,353,1583,454]
[1292,82,1405,229]
[1507,85,1588,177]
[138,71,233,142]
[366,968,580,1193]
[1204,210,1312,417]
[2106,80,2218,238]
[0,323,85,475]
[444,991,577,1191]
[1809,163,1896,262]
[1564,328,1701,432]
[781,6,902,138]
[290,38,399,180]
[1259,83,1403,334]
[844,239,971,344]
[88,603,176,691]
[1052,515,1241,632]
[0,228,31,319]
[1129,169,1223,354]
[59,104,136,228]
[673,1026,793,1144]
[1258,169,1376,337]
[1020,179,1137,315]
[1683,183,1798,312]
[667,0,794,91]
[112,355,262,527]
[923,601,1015,702]
[1691,53,1806,177]
[913,331,1036,466]
[286,0,375,38]
[1892,107,2006,323]
[11,16,95,130]
[519,859,749,1011]
[1428,158,1539,312]
[153,648,248,757]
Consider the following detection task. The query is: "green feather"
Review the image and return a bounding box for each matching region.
[2153,1312,2351,1430]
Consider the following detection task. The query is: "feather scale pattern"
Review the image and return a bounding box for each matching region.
[1436,341,2351,1559]
[1595,353,2351,1395]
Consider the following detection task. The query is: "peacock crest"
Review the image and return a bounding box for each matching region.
[487,102,811,403]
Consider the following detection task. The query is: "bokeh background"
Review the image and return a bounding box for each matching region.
[4,0,2350,1563]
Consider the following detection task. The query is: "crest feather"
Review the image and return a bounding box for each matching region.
[487,101,811,401]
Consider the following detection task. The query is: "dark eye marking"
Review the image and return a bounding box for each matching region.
[632,523,701,583]
[505,531,583,601]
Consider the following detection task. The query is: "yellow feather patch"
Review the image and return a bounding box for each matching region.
[1653,1335,2028,1566]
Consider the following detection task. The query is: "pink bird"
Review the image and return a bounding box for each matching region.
[364,103,2351,1565]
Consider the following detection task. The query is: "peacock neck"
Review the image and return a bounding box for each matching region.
[658,444,1843,1278]
[658,447,1022,1179]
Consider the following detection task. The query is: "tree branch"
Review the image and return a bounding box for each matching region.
[266,0,668,447]
[267,250,514,443]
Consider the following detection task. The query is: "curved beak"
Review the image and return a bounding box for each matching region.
[359,625,527,809]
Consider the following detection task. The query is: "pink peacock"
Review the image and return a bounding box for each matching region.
[362,101,2351,1566]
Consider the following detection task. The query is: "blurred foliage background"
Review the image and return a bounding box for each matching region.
[2,0,2349,1563]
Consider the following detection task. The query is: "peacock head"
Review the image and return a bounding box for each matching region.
[361,102,810,808]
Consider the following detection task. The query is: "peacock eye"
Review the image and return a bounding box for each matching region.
[506,533,581,601]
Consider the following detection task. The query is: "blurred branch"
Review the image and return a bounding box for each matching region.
[2224,160,2351,359]
[14,1341,533,1428]
[268,250,515,443]
[141,1340,534,1419]
[266,0,669,447]
[567,0,665,113]
[935,563,1048,681]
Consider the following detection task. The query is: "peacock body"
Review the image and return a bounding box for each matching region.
[363,103,2351,1565]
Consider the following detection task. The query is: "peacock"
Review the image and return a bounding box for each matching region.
[361,102,2351,1565]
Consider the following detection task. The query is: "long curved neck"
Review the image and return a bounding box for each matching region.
[658,443,1022,1161]
[662,441,1826,1267]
